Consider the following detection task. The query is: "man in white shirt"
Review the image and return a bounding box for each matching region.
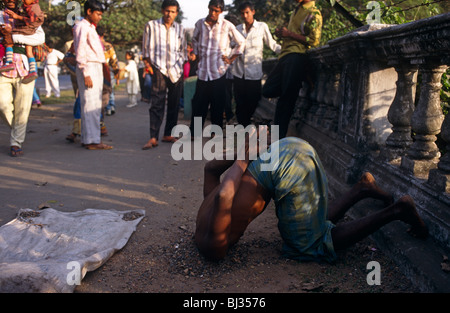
[231,2,281,127]
[44,40,65,98]
[189,0,245,134]
[142,0,186,150]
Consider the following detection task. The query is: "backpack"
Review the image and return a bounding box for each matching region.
[33,43,50,62]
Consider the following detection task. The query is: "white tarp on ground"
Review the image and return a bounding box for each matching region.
[0,208,145,292]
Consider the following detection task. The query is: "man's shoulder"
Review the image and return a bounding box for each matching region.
[194,18,205,27]
[173,21,185,32]
[306,4,322,16]
[222,18,235,28]
[254,20,270,30]
[73,18,89,30]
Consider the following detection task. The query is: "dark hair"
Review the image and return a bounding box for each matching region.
[238,1,255,12]
[126,51,135,59]
[96,25,106,36]
[161,0,180,11]
[84,0,105,15]
[208,0,225,11]
[46,39,55,49]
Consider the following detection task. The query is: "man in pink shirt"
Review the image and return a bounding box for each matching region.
[73,0,111,150]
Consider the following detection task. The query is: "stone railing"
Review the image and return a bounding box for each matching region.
[256,13,450,254]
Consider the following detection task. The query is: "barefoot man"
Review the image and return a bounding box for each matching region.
[195,133,428,261]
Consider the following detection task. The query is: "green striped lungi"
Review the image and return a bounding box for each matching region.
[247,137,336,263]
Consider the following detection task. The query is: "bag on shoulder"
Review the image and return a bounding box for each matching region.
[33,43,50,62]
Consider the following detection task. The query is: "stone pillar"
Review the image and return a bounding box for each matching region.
[322,66,341,133]
[380,60,418,161]
[401,63,447,175]
[311,65,328,126]
[428,67,450,192]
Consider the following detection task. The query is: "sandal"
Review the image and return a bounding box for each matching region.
[161,136,178,143]
[10,146,23,157]
[66,133,79,143]
[84,143,113,150]
[142,138,158,150]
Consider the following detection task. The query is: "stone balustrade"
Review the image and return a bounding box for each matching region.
[257,13,450,254]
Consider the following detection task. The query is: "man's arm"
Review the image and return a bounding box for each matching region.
[73,23,93,88]
[228,23,246,60]
[276,27,309,46]
[197,129,258,260]
[263,22,281,54]
[190,20,201,60]
[142,22,153,62]
[199,158,250,260]
[276,10,322,48]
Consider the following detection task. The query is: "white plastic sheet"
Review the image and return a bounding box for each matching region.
[0,208,145,292]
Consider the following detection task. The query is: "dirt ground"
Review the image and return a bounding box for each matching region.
[0,83,420,294]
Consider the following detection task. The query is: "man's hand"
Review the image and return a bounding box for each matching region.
[275,26,309,46]
[222,54,238,65]
[5,9,20,20]
[84,75,93,88]
[275,27,290,38]
[236,126,260,163]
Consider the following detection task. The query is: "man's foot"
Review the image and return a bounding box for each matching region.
[10,146,23,157]
[354,172,394,206]
[0,63,14,73]
[142,138,158,150]
[394,195,428,239]
[126,103,137,108]
[66,133,79,143]
[22,72,38,84]
[161,136,178,143]
[84,143,113,150]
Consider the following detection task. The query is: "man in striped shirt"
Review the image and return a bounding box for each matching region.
[142,0,186,150]
[189,0,245,134]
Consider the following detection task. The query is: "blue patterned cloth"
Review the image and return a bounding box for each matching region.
[247,137,336,263]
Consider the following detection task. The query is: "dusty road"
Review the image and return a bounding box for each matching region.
[0,82,419,295]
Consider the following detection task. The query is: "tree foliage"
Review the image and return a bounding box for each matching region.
[40,0,181,52]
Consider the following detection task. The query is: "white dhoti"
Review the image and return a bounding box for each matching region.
[76,62,103,145]
[44,64,60,97]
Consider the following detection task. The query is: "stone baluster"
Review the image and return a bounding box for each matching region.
[322,66,341,134]
[306,68,320,122]
[312,65,329,126]
[380,60,418,161]
[401,63,447,175]
[428,65,450,192]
